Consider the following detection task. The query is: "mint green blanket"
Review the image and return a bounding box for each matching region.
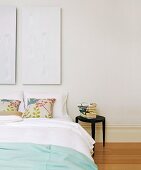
[0,143,98,170]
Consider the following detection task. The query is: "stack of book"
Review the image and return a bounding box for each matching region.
[78,103,97,119]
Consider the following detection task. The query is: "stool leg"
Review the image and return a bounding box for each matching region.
[75,117,78,123]
[92,144,95,157]
[91,123,95,140]
[91,123,96,157]
[102,119,105,146]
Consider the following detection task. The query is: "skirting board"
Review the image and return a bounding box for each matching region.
[80,123,141,142]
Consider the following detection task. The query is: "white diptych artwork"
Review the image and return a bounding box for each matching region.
[22,7,61,84]
[0,7,16,84]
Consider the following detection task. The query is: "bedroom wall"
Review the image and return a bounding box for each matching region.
[0,0,141,142]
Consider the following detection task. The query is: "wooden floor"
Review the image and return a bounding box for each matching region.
[93,143,141,170]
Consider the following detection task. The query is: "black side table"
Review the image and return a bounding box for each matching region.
[75,115,105,146]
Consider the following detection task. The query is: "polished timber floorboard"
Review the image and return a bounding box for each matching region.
[93,143,141,170]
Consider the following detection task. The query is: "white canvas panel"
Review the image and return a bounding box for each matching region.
[0,7,16,84]
[22,7,61,84]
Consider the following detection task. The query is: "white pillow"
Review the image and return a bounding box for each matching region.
[24,92,68,118]
[0,91,25,112]
[0,115,23,123]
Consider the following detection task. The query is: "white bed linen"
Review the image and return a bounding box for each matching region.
[0,115,23,123]
[0,118,95,160]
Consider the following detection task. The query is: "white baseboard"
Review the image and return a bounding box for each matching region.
[80,123,141,142]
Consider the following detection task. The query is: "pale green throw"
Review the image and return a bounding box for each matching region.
[0,143,98,170]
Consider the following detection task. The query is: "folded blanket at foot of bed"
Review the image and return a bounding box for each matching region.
[0,143,98,170]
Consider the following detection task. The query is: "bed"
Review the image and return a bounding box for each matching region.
[0,92,98,170]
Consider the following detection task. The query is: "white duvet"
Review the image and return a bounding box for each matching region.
[0,118,95,160]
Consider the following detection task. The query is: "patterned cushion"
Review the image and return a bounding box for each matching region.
[0,99,21,112]
[23,98,56,118]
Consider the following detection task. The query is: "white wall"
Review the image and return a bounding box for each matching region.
[0,0,141,141]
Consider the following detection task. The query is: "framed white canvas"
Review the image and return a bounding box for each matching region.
[22,7,61,84]
[0,6,16,84]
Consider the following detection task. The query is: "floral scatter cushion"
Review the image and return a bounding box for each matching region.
[23,98,56,118]
[0,99,21,112]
